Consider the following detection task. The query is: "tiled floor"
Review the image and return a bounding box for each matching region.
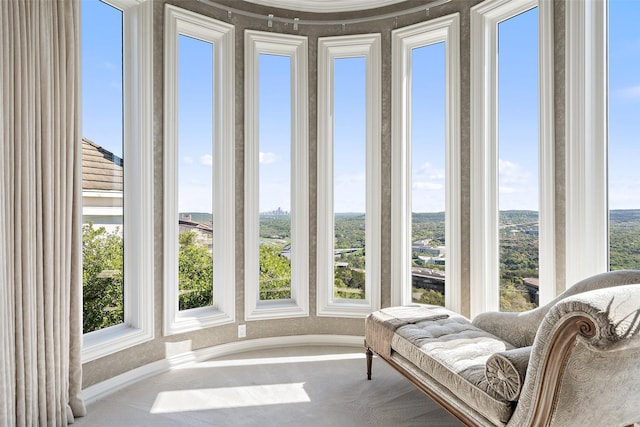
[75,345,461,426]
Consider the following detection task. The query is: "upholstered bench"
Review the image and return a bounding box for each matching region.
[365,270,640,427]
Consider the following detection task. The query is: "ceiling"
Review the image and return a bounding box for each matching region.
[241,0,410,13]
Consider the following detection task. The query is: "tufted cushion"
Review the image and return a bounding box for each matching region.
[391,314,516,425]
[485,346,531,401]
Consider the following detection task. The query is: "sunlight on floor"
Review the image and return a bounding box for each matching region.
[150,383,311,413]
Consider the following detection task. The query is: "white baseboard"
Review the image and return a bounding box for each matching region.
[82,334,364,405]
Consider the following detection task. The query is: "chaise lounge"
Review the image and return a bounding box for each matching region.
[365,270,640,426]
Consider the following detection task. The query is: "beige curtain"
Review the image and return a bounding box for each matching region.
[0,0,86,425]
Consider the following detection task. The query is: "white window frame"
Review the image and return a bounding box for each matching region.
[317,34,381,318]
[163,5,235,335]
[470,0,555,316]
[565,0,608,287]
[390,14,461,310]
[244,30,309,321]
[82,0,154,363]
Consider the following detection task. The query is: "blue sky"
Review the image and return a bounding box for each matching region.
[81,0,122,158]
[82,0,639,214]
[259,54,292,213]
[609,0,640,210]
[411,42,446,213]
[177,35,214,214]
[334,57,366,213]
[498,7,539,212]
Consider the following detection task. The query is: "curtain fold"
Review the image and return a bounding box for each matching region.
[0,0,86,425]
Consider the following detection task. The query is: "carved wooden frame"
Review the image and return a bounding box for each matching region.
[365,314,598,427]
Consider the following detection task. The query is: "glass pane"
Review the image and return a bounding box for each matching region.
[410,43,446,306]
[498,8,539,312]
[259,54,292,301]
[609,0,640,270]
[81,0,124,333]
[177,35,214,310]
[333,57,366,300]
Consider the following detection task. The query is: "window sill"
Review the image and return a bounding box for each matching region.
[245,300,309,321]
[164,306,235,336]
[82,323,153,363]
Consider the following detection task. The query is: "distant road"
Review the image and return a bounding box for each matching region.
[411,267,445,280]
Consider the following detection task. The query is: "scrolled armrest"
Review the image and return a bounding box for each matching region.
[544,283,640,349]
[507,284,640,427]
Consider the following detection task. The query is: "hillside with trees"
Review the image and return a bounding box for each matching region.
[83,210,640,331]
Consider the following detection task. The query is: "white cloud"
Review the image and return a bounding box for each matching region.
[411,162,445,208]
[609,178,640,209]
[200,154,213,166]
[415,162,444,177]
[499,159,532,186]
[498,158,538,210]
[413,181,444,191]
[259,152,278,164]
[412,160,445,212]
[616,85,640,99]
[178,183,212,213]
[334,172,366,212]
[183,156,194,164]
[416,161,433,173]
[498,185,517,194]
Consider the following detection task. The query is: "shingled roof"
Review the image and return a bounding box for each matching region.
[82,137,123,192]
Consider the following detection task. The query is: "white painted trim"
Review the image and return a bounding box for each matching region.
[82,190,124,199]
[82,207,123,217]
[242,0,409,13]
[470,0,553,317]
[538,0,556,305]
[163,5,236,335]
[82,334,364,405]
[565,0,608,290]
[244,30,309,321]
[390,14,461,311]
[82,0,154,363]
[317,34,381,318]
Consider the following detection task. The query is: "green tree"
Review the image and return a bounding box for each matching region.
[500,282,536,312]
[178,231,213,310]
[416,289,445,306]
[82,223,124,333]
[334,266,365,299]
[259,245,292,299]
[82,227,216,333]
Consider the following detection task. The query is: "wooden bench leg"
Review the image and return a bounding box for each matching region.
[366,347,373,380]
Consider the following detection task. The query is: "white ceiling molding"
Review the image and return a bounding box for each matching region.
[242,0,411,14]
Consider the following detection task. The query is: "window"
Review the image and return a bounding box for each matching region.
[164,5,235,334]
[245,30,309,320]
[391,15,461,310]
[566,0,640,284]
[409,44,446,307]
[258,53,293,301]
[471,0,554,316]
[82,0,124,333]
[176,34,214,311]
[608,0,640,271]
[317,34,381,317]
[497,8,540,312]
[81,0,153,362]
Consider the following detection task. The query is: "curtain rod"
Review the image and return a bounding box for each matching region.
[195,0,451,29]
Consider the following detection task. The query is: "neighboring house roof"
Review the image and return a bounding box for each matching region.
[179,219,213,235]
[82,137,123,192]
